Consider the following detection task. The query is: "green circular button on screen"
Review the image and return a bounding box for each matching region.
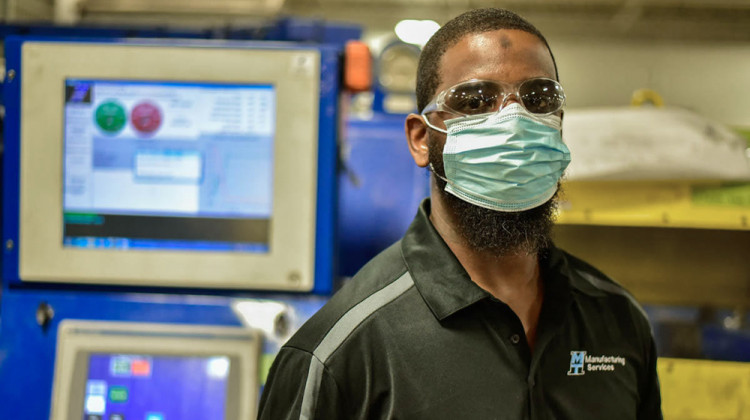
[108,385,129,402]
[95,101,127,133]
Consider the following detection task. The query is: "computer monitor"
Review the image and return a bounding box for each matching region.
[50,321,261,420]
[5,39,336,291]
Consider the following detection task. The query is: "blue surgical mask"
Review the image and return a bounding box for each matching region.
[428,103,571,212]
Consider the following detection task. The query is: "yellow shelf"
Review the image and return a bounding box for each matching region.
[557,181,750,230]
[658,358,750,420]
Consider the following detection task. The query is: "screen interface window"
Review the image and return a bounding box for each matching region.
[63,80,276,253]
[83,354,231,420]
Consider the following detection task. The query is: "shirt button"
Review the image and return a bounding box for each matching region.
[510,334,521,344]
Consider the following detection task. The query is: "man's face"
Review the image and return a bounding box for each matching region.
[427,29,560,256]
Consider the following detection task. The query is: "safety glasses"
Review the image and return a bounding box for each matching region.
[421,77,565,124]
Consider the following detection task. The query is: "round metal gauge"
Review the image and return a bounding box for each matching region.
[377,42,421,94]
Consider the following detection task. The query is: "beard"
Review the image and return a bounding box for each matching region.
[427,134,558,257]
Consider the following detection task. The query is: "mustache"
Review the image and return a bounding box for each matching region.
[426,133,558,256]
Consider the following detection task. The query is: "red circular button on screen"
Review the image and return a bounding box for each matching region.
[131,102,163,134]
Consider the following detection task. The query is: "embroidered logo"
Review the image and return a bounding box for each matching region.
[567,351,626,376]
[567,351,586,376]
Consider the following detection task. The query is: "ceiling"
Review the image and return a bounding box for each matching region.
[77,0,750,41]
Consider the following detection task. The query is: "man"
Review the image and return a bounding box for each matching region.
[259,8,662,420]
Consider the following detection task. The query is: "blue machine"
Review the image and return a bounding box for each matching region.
[0,31,350,419]
[338,112,429,276]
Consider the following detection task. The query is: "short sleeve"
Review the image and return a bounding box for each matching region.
[258,346,347,420]
[637,335,663,420]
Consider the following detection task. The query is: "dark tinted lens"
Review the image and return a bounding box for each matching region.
[519,78,565,114]
[444,81,503,115]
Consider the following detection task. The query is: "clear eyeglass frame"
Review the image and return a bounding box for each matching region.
[420,77,566,132]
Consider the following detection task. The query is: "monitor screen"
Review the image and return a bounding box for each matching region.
[83,354,230,420]
[62,79,275,253]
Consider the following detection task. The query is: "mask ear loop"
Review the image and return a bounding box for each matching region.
[422,113,450,183]
[421,115,450,182]
[428,163,450,184]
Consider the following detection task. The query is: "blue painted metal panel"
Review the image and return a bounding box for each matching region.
[644,305,750,362]
[0,19,360,45]
[337,113,430,277]
[2,37,22,286]
[312,46,341,295]
[249,18,361,48]
[703,326,750,362]
[0,23,210,41]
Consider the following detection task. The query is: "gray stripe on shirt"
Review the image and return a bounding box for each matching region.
[300,355,324,420]
[298,271,414,419]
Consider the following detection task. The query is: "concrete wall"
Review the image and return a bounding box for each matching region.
[552,37,750,129]
[366,30,750,130]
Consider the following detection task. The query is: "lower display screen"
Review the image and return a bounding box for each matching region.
[83,354,230,420]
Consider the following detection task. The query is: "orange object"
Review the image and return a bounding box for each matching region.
[344,41,372,92]
[131,358,151,376]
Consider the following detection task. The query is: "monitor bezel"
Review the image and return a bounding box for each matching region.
[50,320,261,420]
[6,39,327,291]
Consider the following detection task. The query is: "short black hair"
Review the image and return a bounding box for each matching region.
[416,8,558,112]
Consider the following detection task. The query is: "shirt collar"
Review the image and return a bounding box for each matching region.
[401,199,490,320]
[401,199,574,321]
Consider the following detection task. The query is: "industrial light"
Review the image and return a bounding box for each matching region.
[394,19,440,47]
[232,299,292,341]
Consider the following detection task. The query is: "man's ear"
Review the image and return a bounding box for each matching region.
[405,113,430,168]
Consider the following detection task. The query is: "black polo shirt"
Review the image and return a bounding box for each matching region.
[259,200,662,420]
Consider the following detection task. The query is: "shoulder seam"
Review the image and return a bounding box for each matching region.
[574,269,651,324]
[564,251,632,299]
[574,268,626,296]
[279,344,314,355]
